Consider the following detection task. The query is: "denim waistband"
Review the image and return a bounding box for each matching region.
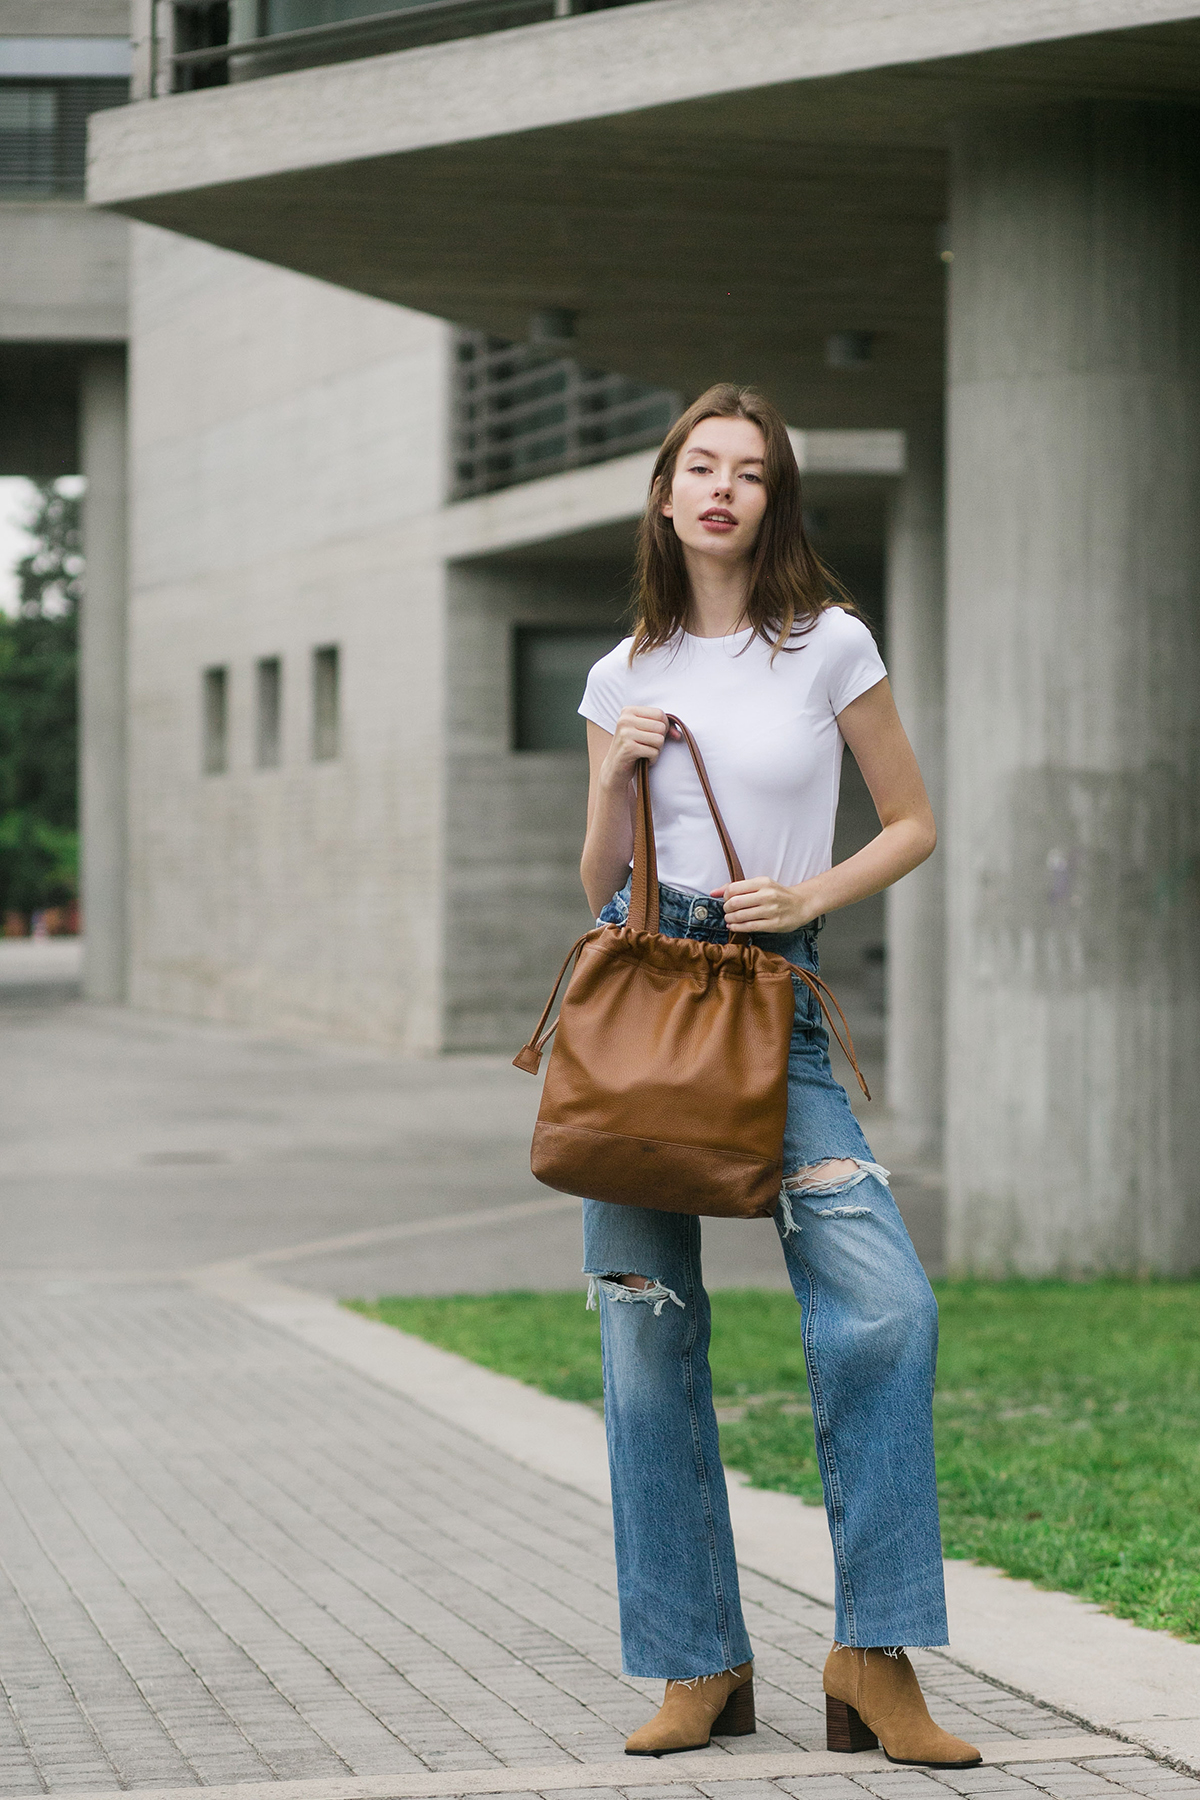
[603,878,822,958]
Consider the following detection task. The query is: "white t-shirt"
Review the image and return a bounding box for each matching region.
[578,607,887,896]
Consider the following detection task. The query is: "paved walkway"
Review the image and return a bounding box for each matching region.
[0,955,1194,1800]
[0,1278,1179,1800]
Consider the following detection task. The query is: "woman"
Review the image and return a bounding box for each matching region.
[577,385,978,1768]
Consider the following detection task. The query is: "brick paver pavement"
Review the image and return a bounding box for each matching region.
[0,967,1187,1799]
[0,1283,1189,1800]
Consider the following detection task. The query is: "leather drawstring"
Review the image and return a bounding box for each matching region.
[789,963,871,1100]
[512,932,594,1073]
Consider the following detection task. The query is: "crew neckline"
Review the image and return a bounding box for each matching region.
[681,624,755,643]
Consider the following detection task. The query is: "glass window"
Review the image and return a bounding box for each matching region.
[264,0,406,28]
[202,666,228,775]
[0,78,127,193]
[513,626,622,751]
[0,86,56,188]
[312,645,339,761]
[255,657,282,768]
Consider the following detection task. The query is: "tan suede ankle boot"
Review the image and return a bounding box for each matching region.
[823,1646,981,1768]
[624,1662,755,1756]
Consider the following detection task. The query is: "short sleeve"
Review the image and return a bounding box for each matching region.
[822,608,887,716]
[578,638,633,732]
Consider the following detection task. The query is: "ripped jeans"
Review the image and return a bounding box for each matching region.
[583,879,947,1678]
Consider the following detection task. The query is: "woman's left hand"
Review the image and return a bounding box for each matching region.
[715,877,818,935]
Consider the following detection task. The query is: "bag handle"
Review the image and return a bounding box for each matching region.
[625,713,870,1099]
[513,712,871,1099]
[629,714,745,936]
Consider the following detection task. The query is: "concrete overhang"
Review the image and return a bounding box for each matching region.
[443,430,903,565]
[89,0,1200,423]
[0,203,128,342]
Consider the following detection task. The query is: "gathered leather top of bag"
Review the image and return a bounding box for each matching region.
[514,715,868,1221]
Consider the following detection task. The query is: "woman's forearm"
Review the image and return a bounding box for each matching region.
[798,815,936,921]
[718,811,935,936]
[581,775,636,916]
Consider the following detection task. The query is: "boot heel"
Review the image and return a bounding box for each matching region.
[826,1694,878,1753]
[712,1677,756,1737]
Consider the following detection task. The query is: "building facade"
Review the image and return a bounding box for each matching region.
[0,0,131,995]
[122,219,897,1054]
[60,0,1200,1271]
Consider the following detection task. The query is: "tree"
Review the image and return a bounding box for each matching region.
[0,479,81,923]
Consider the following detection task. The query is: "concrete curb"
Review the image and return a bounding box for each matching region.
[193,1268,1200,1775]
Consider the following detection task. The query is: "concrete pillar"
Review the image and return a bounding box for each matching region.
[79,350,129,1004]
[945,104,1200,1274]
[884,415,945,1163]
[130,0,154,101]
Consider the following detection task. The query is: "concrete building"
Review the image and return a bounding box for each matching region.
[1,0,130,998]
[72,0,1200,1273]
[116,220,896,1054]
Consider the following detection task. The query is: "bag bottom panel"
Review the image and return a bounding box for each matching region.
[531,1121,780,1220]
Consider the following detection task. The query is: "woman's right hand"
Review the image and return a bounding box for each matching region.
[600,707,673,789]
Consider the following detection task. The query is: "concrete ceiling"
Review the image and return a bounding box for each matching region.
[94,16,1200,426]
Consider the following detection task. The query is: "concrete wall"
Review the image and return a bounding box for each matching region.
[443,557,626,1051]
[127,224,451,1049]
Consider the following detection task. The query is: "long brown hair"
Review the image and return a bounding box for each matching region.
[631,383,859,659]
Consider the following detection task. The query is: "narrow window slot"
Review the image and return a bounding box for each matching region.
[202,666,228,774]
[255,656,282,768]
[312,644,339,761]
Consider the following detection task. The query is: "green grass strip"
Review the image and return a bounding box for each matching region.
[348,1281,1200,1642]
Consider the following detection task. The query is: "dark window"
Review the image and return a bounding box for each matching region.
[202,666,228,774]
[0,79,129,194]
[255,656,282,767]
[513,626,622,751]
[312,645,339,761]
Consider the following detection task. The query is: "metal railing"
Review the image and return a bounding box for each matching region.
[151,0,649,93]
[451,331,678,500]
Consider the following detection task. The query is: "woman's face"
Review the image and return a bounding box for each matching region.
[662,416,769,561]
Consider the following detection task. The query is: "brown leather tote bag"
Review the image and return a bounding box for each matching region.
[513,715,868,1220]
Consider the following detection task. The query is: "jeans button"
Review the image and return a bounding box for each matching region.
[693,903,709,921]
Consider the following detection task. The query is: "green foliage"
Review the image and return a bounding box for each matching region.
[353,1279,1200,1642]
[0,480,81,915]
[15,481,83,619]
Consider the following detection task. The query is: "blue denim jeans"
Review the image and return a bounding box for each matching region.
[582,880,947,1678]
